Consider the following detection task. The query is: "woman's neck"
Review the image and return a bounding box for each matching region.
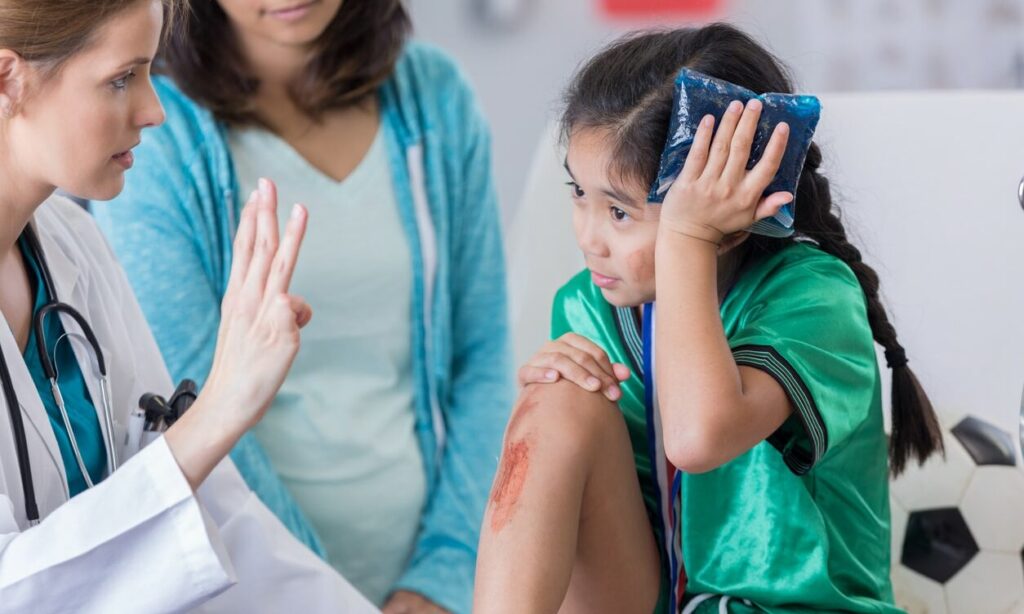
[0,148,52,261]
[234,30,314,136]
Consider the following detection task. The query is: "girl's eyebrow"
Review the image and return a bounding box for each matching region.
[563,157,640,208]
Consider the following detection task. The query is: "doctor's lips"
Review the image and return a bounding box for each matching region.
[111,142,139,170]
[589,269,620,289]
[264,0,319,21]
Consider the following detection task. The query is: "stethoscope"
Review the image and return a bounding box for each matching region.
[0,225,118,525]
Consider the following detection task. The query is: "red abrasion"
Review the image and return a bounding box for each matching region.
[489,439,531,532]
[627,248,655,285]
[507,393,540,435]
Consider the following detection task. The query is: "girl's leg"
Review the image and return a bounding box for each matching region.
[474,381,660,614]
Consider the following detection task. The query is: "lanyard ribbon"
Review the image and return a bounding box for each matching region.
[641,302,686,611]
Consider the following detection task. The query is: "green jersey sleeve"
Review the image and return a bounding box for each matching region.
[724,245,880,474]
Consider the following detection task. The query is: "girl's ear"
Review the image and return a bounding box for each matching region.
[0,50,30,119]
[717,231,750,255]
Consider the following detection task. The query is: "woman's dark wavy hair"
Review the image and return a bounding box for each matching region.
[159,0,410,125]
[562,23,942,475]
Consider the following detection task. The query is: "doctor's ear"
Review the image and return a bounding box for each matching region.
[0,49,30,119]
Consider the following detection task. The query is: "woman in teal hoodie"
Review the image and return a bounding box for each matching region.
[92,2,511,613]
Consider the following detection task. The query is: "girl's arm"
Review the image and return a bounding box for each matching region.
[654,99,795,473]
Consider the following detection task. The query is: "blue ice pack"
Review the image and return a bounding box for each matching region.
[648,68,821,238]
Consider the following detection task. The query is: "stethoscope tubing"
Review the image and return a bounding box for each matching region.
[2,225,116,525]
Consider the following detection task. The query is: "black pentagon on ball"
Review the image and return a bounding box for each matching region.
[951,416,1016,466]
[902,508,979,584]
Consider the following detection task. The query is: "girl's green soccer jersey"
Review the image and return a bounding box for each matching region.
[551,241,900,613]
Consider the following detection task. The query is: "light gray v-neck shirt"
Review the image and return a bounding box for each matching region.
[228,123,425,605]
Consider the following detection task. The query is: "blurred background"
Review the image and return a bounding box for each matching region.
[407,0,1024,221]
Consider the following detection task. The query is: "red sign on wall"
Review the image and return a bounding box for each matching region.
[600,0,723,18]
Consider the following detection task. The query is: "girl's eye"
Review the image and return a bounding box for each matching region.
[610,206,629,221]
[111,70,136,91]
[566,181,585,198]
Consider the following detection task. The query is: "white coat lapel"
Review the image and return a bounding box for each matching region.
[0,320,70,527]
[33,217,122,477]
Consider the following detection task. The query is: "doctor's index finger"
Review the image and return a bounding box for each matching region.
[224,191,258,302]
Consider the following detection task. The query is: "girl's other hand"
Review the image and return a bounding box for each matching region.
[518,333,631,402]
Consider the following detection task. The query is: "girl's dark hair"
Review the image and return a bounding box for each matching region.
[159,0,410,125]
[562,24,942,475]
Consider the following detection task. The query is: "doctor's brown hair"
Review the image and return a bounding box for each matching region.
[562,24,943,476]
[0,0,185,77]
[159,0,410,126]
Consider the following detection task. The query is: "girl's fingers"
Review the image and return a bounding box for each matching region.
[518,365,560,387]
[701,99,744,180]
[722,99,763,184]
[746,122,790,192]
[612,363,632,382]
[243,178,280,300]
[560,333,617,379]
[527,352,621,400]
[265,203,308,296]
[531,353,604,393]
[679,114,715,183]
[559,344,620,390]
[753,192,794,222]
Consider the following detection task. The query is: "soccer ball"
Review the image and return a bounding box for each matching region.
[890,412,1024,614]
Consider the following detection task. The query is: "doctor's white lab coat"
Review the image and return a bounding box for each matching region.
[0,196,378,613]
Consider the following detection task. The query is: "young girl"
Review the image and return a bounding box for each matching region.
[92,2,511,612]
[475,24,942,614]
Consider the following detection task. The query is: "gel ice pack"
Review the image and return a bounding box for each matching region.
[648,68,821,238]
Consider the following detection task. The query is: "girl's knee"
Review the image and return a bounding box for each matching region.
[504,382,625,453]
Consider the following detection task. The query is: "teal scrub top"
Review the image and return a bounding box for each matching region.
[19,237,106,497]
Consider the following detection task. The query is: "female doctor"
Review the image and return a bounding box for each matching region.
[0,0,377,611]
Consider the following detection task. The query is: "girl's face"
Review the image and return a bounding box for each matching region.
[566,128,660,308]
[4,0,165,201]
[217,0,343,48]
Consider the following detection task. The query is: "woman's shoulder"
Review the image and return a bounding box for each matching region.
[392,41,468,90]
[386,41,482,121]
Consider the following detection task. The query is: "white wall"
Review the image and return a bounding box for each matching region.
[408,0,1024,219]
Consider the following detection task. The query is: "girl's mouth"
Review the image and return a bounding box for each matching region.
[590,270,620,289]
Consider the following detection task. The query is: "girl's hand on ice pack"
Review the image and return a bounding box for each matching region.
[660,98,792,245]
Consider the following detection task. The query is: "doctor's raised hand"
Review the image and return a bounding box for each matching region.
[165,178,312,490]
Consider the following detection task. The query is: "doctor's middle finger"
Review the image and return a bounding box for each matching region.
[243,178,281,302]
